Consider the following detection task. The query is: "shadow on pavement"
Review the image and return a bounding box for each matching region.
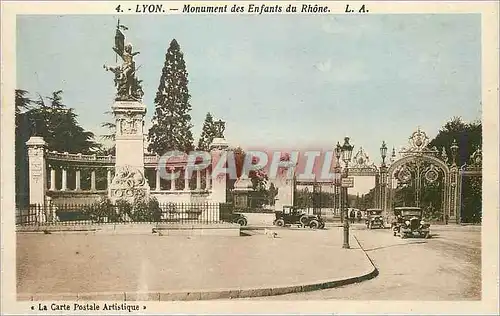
[363,240,427,252]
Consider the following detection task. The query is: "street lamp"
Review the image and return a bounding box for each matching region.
[341,137,354,249]
[379,141,389,223]
[334,142,342,220]
[380,141,388,167]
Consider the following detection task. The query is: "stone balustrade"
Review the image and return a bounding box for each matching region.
[28,140,218,205]
[46,151,115,164]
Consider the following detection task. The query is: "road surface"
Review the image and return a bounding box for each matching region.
[246,224,481,300]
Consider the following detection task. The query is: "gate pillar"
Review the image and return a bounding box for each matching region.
[26,136,47,206]
[449,165,459,224]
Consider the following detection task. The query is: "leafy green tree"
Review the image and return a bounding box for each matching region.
[99,111,116,155]
[428,116,482,223]
[148,39,194,155]
[197,112,217,151]
[15,89,100,206]
[428,116,481,166]
[21,90,99,153]
[15,90,34,206]
[226,147,269,207]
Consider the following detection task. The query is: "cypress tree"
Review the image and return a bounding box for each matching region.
[197,112,217,151]
[148,39,194,154]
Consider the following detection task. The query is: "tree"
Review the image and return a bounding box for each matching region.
[20,90,100,153]
[148,39,194,155]
[99,111,116,155]
[226,147,269,207]
[197,112,217,151]
[428,116,481,166]
[15,89,100,206]
[428,116,482,222]
[15,90,35,206]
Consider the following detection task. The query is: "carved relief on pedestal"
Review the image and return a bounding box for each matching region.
[109,165,148,199]
[31,159,43,183]
[117,111,143,136]
[27,145,46,184]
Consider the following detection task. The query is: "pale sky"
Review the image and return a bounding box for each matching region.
[17,14,481,194]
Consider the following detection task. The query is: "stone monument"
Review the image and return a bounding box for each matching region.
[209,120,229,204]
[105,20,149,202]
[26,136,47,206]
[273,161,296,211]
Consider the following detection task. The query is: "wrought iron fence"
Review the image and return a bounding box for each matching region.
[16,202,222,226]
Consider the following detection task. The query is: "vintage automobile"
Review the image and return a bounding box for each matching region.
[219,204,248,226]
[365,208,385,229]
[273,206,325,229]
[392,207,430,239]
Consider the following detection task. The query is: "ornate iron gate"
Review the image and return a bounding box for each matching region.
[380,128,466,223]
[457,148,482,223]
[293,180,336,215]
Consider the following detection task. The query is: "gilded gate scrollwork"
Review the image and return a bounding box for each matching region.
[380,128,460,222]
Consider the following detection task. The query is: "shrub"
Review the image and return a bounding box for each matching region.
[82,197,122,223]
[126,195,161,222]
[81,194,164,223]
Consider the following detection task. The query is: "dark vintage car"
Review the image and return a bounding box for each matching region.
[392,207,430,239]
[219,204,248,226]
[273,206,325,229]
[365,208,385,229]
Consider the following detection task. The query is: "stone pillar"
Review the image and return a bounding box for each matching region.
[155,168,161,191]
[107,169,112,188]
[374,174,380,208]
[90,170,96,191]
[184,169,190,191]
[209,138,229,203]
[61,168,68,191]
[206,168,211,190]
[170,168,176,191]
[109,101,149,201]
[75,169,81,191]
[26,137,47,205]
[196,170,201,190]
[49,168,56,191]
[449,166,459,224]
[273,162,296,211]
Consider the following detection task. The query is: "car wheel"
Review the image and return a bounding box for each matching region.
[275,219,285,227]
[236,218,247,226]
[393,231,397,236]
[299,215,309,227]
[309,220,319,229]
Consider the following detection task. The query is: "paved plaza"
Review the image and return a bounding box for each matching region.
[16,224,481,301]
[249,224,481,301]
[17,227,374,299]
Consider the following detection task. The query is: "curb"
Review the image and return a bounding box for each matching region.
[18,235,379,301]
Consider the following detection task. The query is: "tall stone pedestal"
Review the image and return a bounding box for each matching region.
[26,136,47,205]
[274,162,296,211]
[108,101,150,202]
[209,137,229,204]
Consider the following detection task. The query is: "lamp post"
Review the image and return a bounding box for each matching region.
[341,137,354,249]
[379,141,388,222]
[380,141,388,167]
[334,142,342,221]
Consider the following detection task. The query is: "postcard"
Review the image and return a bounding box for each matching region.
[1,1,498,314]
